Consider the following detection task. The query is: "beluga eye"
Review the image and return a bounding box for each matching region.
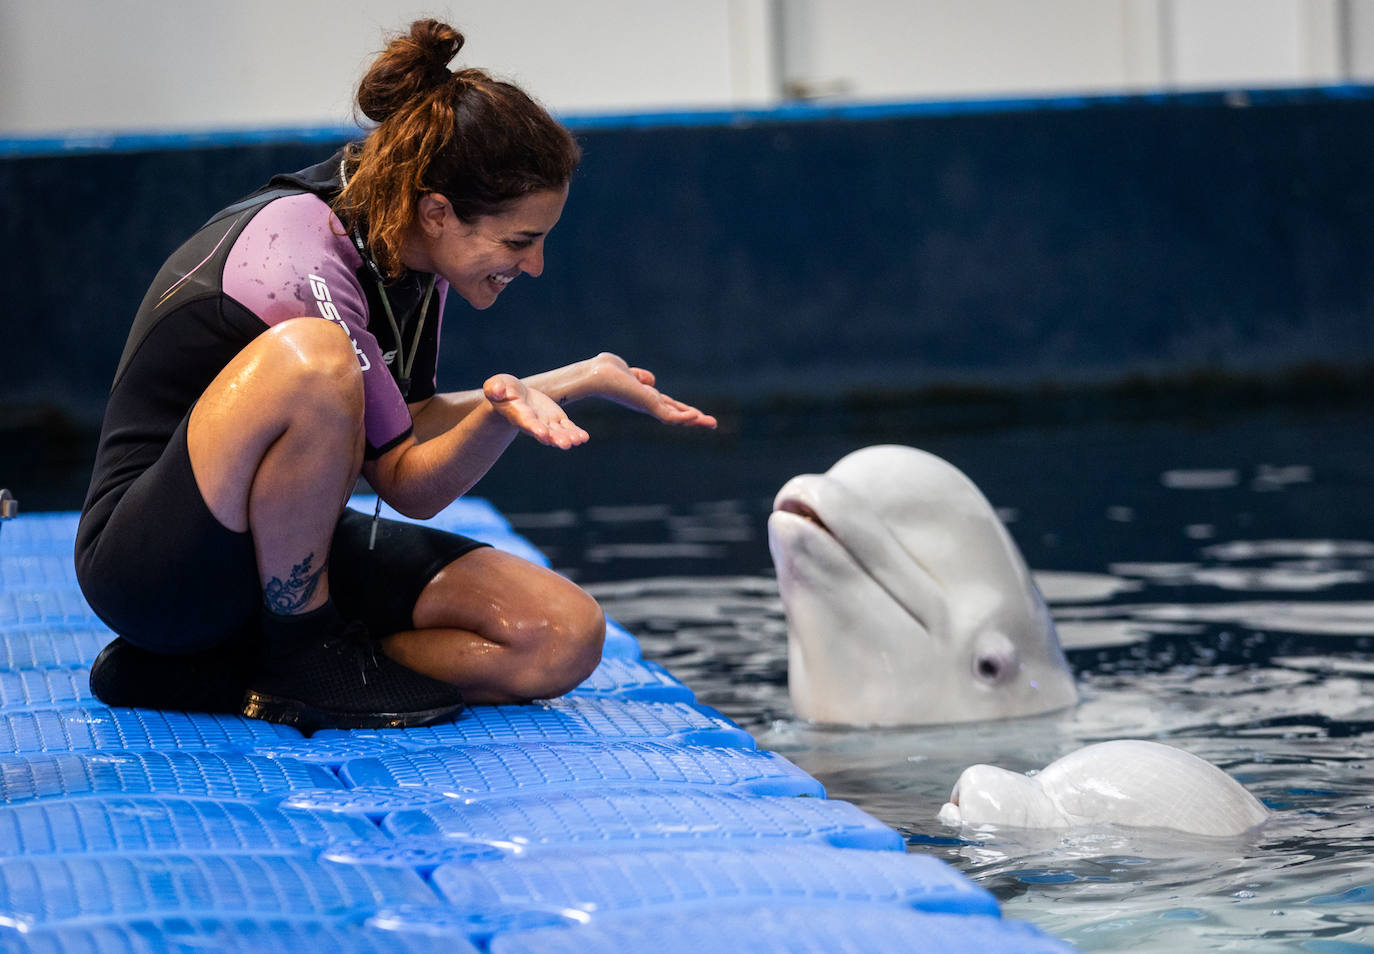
[972,632,1018,685]
[975,655,1004,681]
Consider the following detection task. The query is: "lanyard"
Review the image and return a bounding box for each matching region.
[369,269,436,401]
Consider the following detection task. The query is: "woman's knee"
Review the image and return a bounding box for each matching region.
[529,584,606,697]
[262,319,366,422]
[187,318,367,530]
[412,552,608,699]
[481,579,605,700]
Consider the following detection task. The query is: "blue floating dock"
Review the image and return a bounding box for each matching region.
[0,497,1079,952]
[316,697,756,749]
[0,796,387,856]
[381,786,906,853]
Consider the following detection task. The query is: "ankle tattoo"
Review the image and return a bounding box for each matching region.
[264,552,326,614]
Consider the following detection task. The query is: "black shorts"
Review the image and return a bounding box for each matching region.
[75,414,489,654]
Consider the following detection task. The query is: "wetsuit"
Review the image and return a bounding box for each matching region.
[75,149,486,655]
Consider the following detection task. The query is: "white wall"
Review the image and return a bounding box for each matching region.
[3,0,1373,137]
[779,0,1367,99]
[777,0,1169,99]
[0,0,776,135]
[1165,0,1343,88]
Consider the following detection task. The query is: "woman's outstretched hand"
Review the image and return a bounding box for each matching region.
[483,373,590,449]
[480,354,715,450]
[582,353,717,429]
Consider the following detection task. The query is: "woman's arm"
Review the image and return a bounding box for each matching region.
[406,388,489,444]
[371,353,715,518]
[409,352,716,441]
[365,373,588,519]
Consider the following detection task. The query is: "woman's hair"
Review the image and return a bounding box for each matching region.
[334,19,581,277]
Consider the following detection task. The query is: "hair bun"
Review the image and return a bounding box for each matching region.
[356,19,466,124]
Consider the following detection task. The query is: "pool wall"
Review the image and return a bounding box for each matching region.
[4,86,1374,427]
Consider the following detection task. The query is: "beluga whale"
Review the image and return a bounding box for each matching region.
[937,740,1270,836]
[767,444,1077,726]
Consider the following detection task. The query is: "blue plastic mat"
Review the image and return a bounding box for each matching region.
[426,844,1003,924]
[380,786,906,853]
[489,904,1079,954]
[0,795,386,856]
[0,497,1079,952]
[0,708,302,755]
[336,740,827,800]
[17,920,473,954]
[0,624,112,669]
[316,698,755,749]
[0,751,338,805]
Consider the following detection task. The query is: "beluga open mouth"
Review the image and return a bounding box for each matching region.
[774,496,829,533]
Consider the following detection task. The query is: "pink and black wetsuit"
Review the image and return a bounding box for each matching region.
[75,150,486,653]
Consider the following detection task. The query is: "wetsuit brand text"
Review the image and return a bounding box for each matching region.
[308,274,371,371]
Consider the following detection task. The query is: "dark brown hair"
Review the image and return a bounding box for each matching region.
[334,20,581,277]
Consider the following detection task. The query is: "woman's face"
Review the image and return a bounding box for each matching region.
[415,186,569,310]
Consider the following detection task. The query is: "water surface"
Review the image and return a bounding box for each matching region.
[497,400,1374,953]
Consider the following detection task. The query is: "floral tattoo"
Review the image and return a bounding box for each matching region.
[263,552,326,614]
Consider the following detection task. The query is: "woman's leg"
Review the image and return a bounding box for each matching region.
[187,317,365,610]
[81,318,364,713]
[186,317,465,728]
[384,548,607,704]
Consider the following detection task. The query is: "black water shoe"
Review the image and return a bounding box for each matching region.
[241,619,465,731]
[88,636,256,714]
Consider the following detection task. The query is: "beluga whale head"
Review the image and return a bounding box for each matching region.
[767,444,1077,726]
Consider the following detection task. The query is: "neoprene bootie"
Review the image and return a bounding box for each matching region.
[88,636,257,714]
[241,606,465,731]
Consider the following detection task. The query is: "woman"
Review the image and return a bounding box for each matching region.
[74,20,715,730]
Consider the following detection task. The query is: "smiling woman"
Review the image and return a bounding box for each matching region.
[72,18,716,732]
[401,185,569,311]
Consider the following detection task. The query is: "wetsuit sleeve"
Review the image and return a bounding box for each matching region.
[221,193,414,457]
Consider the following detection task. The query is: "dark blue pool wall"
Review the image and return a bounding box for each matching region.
[4,87,1374,427]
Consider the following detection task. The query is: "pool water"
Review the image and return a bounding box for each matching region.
[491,398,1374,953]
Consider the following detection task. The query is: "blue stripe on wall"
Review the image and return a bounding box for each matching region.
[5,85,1374,158]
